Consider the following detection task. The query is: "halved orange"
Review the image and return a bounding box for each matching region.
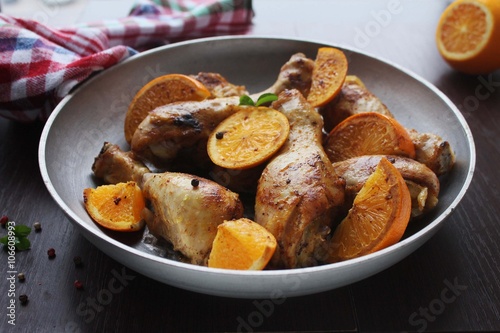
[83,181,145,232]
[207,106,290,170]
[324,112,415,163]
[307,47,348,107]
[208,218,277,270]
[436,0,500,74]
[328,157,412,262]
[124,74,211,144]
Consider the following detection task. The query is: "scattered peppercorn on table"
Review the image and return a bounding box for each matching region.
[1,0,499,332]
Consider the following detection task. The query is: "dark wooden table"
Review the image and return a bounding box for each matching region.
[1,0,499,332]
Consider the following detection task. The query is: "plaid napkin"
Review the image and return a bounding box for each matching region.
[0,0,253,122]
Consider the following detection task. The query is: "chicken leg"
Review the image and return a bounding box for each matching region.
[92,142,151,185]
[255,89,345,269]
[142,172,244,265]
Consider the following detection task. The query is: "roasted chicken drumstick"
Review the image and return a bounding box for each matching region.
[142,172,244,265]
[255,90,345,269]
[331,155,440,218]
[92,144,244,265]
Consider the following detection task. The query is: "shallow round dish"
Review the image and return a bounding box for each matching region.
[39,36,475,299]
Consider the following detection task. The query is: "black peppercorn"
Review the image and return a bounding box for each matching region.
[215,132,224,139]
[19,294,28,305]
[73,256,83,267]
[191,179,200,187]
[18,273,26,282]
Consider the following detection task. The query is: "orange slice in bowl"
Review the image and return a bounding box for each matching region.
[324,112,415,163]
[207,106,290,170]
[307,47,348,107]
[83,181,145,232]
[124,74,210,144]
[208,218,277,270]
[329,157,412,262]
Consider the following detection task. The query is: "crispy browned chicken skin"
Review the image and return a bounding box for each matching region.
[190,72,249,98]
[331,155,440,218]
[255,90,345,269]
[92,142,151,185]
[319,75,393,132]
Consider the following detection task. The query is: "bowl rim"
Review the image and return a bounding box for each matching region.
[38,35,476,279]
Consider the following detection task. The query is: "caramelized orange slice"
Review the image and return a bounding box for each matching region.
[324,112,415,163]
[124,74,210,144]
[83,181,145,232]
[307,47,348,107]
[208,218,277,270]
[329,157,412,261]
[207,106,290,170]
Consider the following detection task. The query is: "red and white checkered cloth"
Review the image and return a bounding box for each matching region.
[0,0,253,122]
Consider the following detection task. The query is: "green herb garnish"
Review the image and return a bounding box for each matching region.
[239,95,255,106]
[239,93,278,107]
[1,224,32,251]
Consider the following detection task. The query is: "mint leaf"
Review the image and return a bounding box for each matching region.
[1,224,32,251]
[239,93,278,107]
[255,93,278,106]
[239,95,255,106]
[16,237,31,251]
[14,225,31,237]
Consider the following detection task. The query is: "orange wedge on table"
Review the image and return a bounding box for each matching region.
[83,181,145,232]
[307,47,348,107]
[207,106,290,170]
[329,157,412,262]
[436,0,500,74]
[208,218,277,270]
[323,112,415,163]
[124,74,211,144]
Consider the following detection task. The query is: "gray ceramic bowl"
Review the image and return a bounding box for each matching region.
[39,36,475,299]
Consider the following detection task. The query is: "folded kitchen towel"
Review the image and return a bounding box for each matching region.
[0,0,253,122]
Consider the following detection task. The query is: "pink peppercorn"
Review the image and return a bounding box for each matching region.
[47,248,56,259]
[74,280,84,290]
[0,215,8,227]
